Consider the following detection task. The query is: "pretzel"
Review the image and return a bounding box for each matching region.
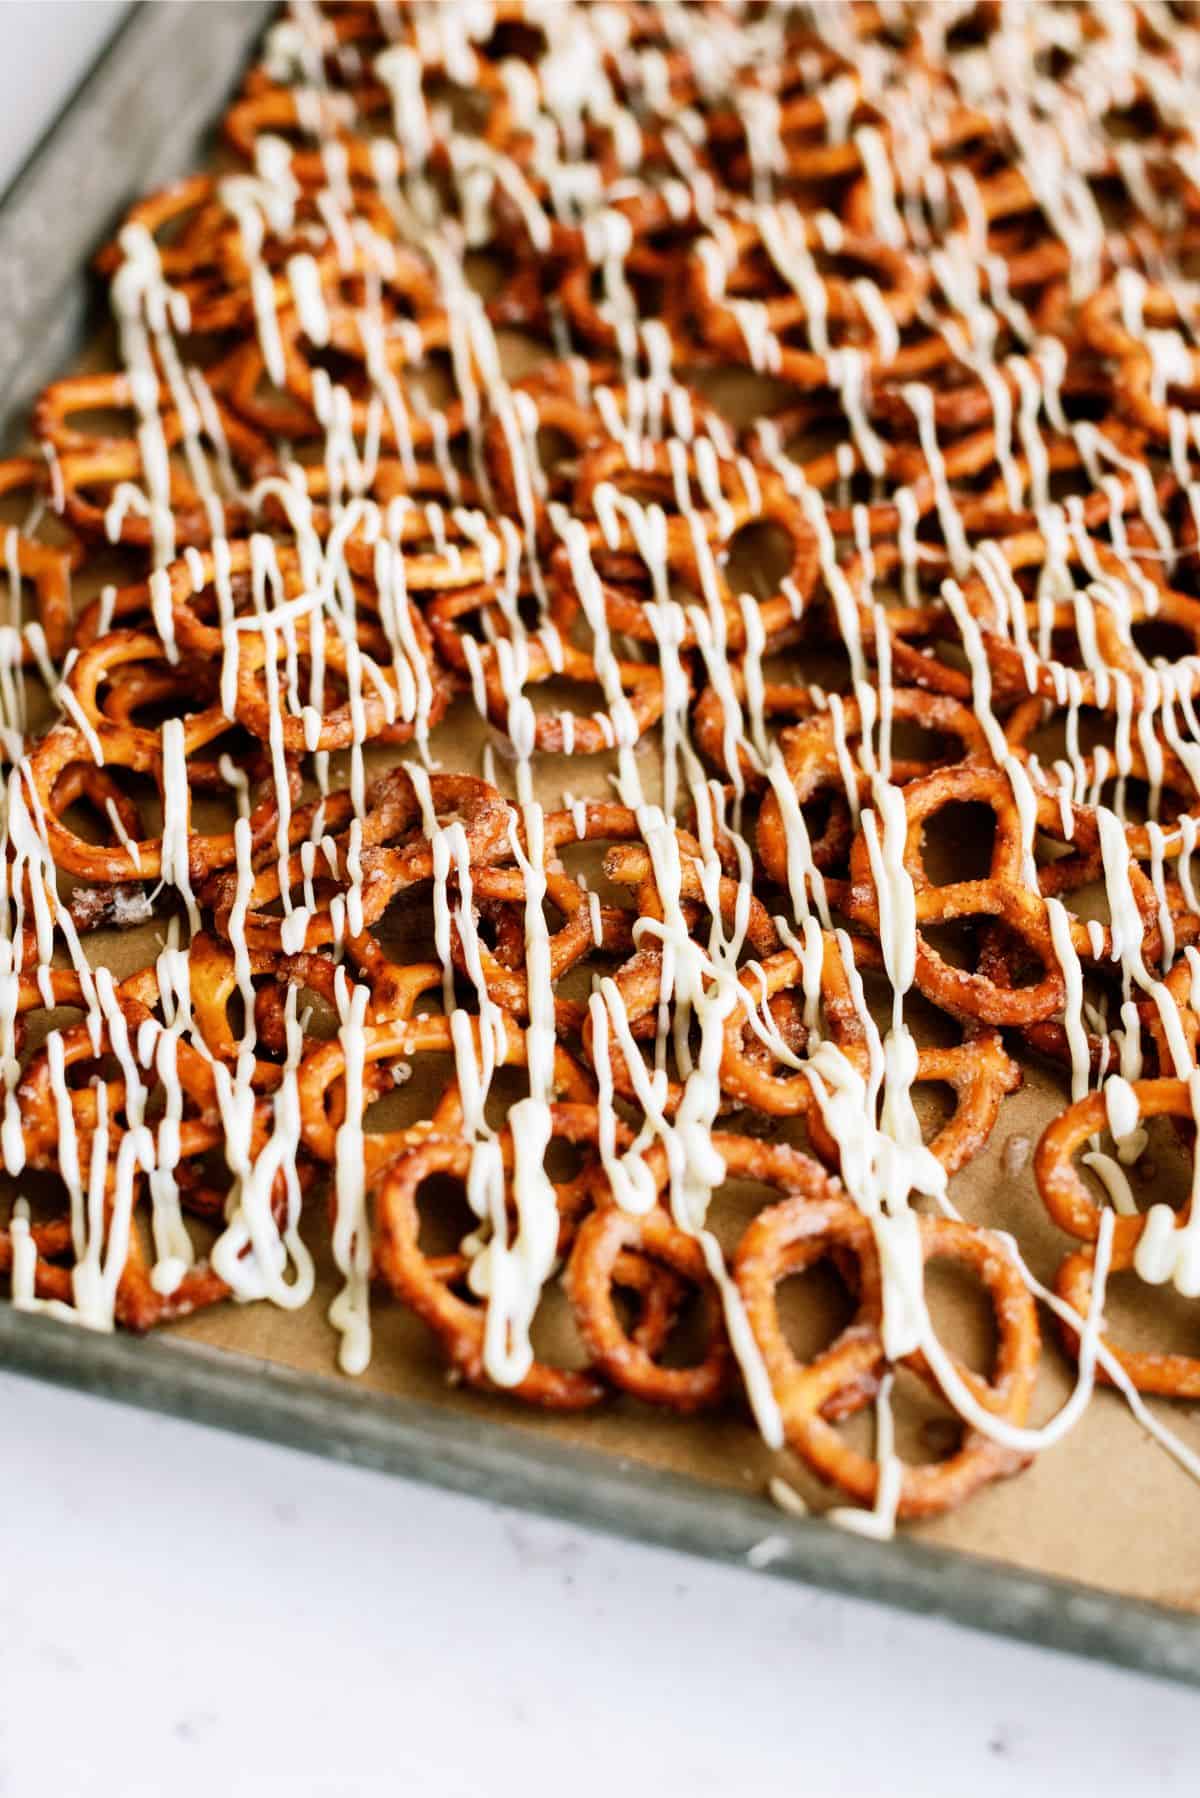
[1081,278,1200,442]
[1034,1077,1196,1255]
[0,457,81,662]
[371,1134,607,1408]
[756,687,992,880]
[204,766,511,951]
[845,763,1160,1024]
[688,212,927,384]
[736,1183,1041,1518]
[565,1202,733,1409]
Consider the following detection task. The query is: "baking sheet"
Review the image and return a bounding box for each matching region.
[2,0,1200,1687]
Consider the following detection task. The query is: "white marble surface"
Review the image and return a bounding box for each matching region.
[0,1367,1195,1798]
[0,3,125,195]
[0,7,1196,1791]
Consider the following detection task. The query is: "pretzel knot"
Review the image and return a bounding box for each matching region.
[371,1127,697,1410]
[736,1178,1041,1519]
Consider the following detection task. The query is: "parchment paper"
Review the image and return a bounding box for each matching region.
[5,305,1199,1627]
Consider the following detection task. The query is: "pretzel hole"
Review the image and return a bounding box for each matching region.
[920,919,982,972]
[360,1061,451,1139]
[56,402,136,442]
[648,1283,714,1372]
[0,1167,75,1232]
[978,919,1058,991]
[877,982,961,1049]
[435,593,516,654]
[907,1080,956,1143]
[1056,879,1111,934]
[402,355,460,413]
[0,572,44,633]
[902,629,969,681]
[480,17,547,61]
[369,895,446,965]
[291,984,339,1040]
[766,640,841,686]
[923,1255,998,1381]
[659,566,716,613]
[301,341,386,395]
[491,330,546,382]
[1034,42,1075,81]
[919,800,996,883]
[1131,617,1197,664]
[594,471,679,517]
[553,838,631,905]
[1086,774,1165,830]
[14,1002,88,1060]
[1101,95,1166,144]
[608,1271,655,1341]
[780,633,854,695]
[240,980,336,1048]
[724,520,794,600]
[527,1279,594,1373]
[62,1055,123,1095]
[755,405,840,462]
[1081,1116,1192,1213]
[887,717,967,765]
[944,6,996,48]
[691,368,794,428]
[865,1371,971,1467]
[474,889,577,956]
[792,786,848,854]
[773,312,875,356]
[173,1146,233,1209]
[1033,832,1083,873]
[1046,462,1116,508]
[1041,620,1111,673]
[138,204,207,257]
[412,1169,478,1262]
[190,788,241,836]
[703,1169,796,1252]
[774,1257,858,1363]
[389,1060,535,1139]
[177,570,255,622]
[579,263,668,324]
[826,1371,951,1466]
[422,75,493,135]
[1016,704,1110,765]
[340,276,431,327]
[0,497,74,560]
[526,674,605,716]
[58,791,141,849]
[533,424,578,485]
[1100,1267,1200,1358]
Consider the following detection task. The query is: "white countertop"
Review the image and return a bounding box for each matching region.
[0,8,1195,1791]
[0,1366,1194,1797]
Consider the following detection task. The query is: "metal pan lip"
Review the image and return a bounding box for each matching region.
[0,0,1195,1690]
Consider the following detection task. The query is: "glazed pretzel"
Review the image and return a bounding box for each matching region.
[736,1180,1041,1519]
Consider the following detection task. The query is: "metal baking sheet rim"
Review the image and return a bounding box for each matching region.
[0,0,1197,1689]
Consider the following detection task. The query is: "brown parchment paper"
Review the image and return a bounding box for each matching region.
[8,311,1200,1622]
